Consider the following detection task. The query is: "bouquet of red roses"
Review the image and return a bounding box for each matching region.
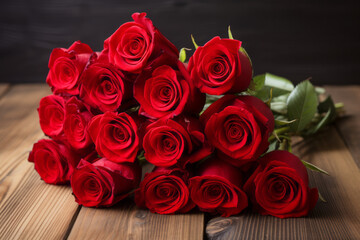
[29,12,341,218]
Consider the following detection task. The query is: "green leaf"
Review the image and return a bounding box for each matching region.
[306,96,336,135]
[273,114,288,121]
[275,119,297,126]
[271,101,287,114]
[287,80,318,133]
[267,140,279,153]
[254,73,294,101]
[191,34,199,49]
[252,74,265,92]
[272,94,290,103]
[301,160,330,175]
[310,110,332,133]
[269,94,290,114]
[179,47,191,63]
[318,96,336,115]
[228,26,234,39]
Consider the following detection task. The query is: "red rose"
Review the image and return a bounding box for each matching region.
[71,157,141,207]
[104,12,178,74]
[244,150,319,218]
[143,116,212,167]
[38,94,66,140]
[64,97,94,152]
[135,167,195,214]
[189,158,248,217]
[134,60,205,119]
[28,139,80,184]
[79,54,133,113]
[88,112,140,163]
[188,37,252,95]
[46,41,93,95]
[200,95,274,167]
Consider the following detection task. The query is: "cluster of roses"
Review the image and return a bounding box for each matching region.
[28,13,318,218]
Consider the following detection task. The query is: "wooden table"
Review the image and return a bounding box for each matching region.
[0,84,359,240]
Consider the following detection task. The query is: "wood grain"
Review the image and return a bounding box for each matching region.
[0,84,50,180]
[325,85,360,167]
[206,127,360,240]
[0,84,80,240]
[68,201,204,240]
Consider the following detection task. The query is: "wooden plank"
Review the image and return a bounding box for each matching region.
[68,201,204,240]
[0,84,80,239]
[0,162,81,239]
[0,84,50,180]
[0,84,10,98]
[325,85,360,167]
[206,127,360,240]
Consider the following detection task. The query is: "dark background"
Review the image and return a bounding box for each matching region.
[1,0,359,85]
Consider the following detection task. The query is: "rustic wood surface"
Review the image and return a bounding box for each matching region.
[68,200,204,240]
[0,84,359,240]
[0,84,81,239]
[325,86,360,167]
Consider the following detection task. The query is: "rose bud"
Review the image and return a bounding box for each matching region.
[38,94,66,140]
[188,36,252,95]
[200,95,274,167]
[143,116,212,168]
[46,41,93,95]
[134,59,205,119]
[103,12,178,74]
[71,157,141,207]
[64,97,94,153]
[244,150,319,218]
[189,157,248,217]
[135,167,195,214]
[79,53,133,113]
[28,139,80,185]
[88,111,140,163]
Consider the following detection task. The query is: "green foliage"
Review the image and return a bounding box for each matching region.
[301,160,330,175]
[286,80,318,133]
[253,73,294,101]
[305,96,336,135]
[250,74,342,180]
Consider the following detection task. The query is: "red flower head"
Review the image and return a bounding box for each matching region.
[201,95,274,167]
[88,112,140,163]
[135,167,195,214]
[103,12,178,74]
[189,157,248,217]
[28,139,80,184]
[71,157,141,207]
[188,37,252,95]
[46,41,93,95]
[244,150,319,218]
